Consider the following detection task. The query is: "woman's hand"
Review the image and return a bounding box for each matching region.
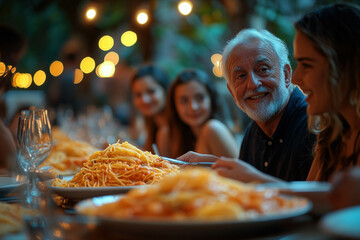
[328,167,360,210]
[177,151,218,163]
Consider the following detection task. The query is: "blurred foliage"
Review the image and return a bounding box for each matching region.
[0,0,359,89]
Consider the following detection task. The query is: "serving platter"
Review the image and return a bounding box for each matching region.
[46,176,145,200]
[75,194,312,238]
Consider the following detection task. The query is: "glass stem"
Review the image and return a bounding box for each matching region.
[26,163,40,208]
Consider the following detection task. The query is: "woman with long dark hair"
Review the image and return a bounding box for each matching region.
[167,68,238,158]
[131,64,171,155]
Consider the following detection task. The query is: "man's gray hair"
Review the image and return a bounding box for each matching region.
[221,28,290,82]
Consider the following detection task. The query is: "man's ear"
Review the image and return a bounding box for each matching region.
[284,64,292,87]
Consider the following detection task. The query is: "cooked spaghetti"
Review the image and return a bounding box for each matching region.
[52,141,180,187]
[40,140,99,176]
[0,202,33,235]
[79,168,308,221]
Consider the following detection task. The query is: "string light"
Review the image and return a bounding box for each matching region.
[136,10,149,25]
[98,35,114,51]
[121,31,137,47]
[98,61,115,78]
[86,8,97,20]
[34,70,46,86]
[49,60,64,77]
[178,0,193,16]
[80,57,95,74]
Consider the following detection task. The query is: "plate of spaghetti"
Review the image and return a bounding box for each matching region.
[48,141,180,200]
[40,139,99,176]
[75,168,311,238]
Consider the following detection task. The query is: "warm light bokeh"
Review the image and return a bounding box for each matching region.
[98,61,115,78]
[121,31,137,47]
[0,62,6,76]
[86,8,97,20]
[34,70,46,86]
[178,0,193,16]
[50,61,64,77]
[104,51,119,65]
[98,35,114,51]
[74,68,84,84]
[15,73,32,88]
[80,57,95,74]
[136,11,149,24]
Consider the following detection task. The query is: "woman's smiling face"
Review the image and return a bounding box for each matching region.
[132,76,166,117]
[174,80,212,128]
[292,30,331,116]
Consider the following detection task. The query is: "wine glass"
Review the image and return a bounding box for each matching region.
[17,109,53,238]
[17,108,53,202]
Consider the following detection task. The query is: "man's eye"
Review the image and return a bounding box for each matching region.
[235,73,246,81]
[258,65,270,73]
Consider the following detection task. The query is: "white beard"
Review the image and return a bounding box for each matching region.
[240,81,290,123]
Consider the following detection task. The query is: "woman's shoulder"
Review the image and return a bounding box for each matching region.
[200,119,233,139]
[202,119,229,132]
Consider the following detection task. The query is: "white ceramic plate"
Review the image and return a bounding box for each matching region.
[320,206,360,239]
[75,194,312,238]
[46,177,145,200]
[0,176,24,197]
[257,181,332,215]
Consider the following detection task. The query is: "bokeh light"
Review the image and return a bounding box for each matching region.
[86,8,97,20]
[49,61,64,77]
[98,61,115,78]
[12,73,20,87]
[98,35,114,51]
[121,31,137,47]
[178,0,193,16]
[0,62,6,76]
[212,66,223,78]
[15,73,32,88]
[104,51,119,65]
[211,53,223,77]
[74,69,84,84]
[80,57,95,74]
[136,11,149,24]
[34,70,46,86]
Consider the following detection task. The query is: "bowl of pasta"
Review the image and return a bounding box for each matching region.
[75,168,312,238]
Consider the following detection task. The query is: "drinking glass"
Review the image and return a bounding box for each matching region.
[17,108,53,203]
[17,109,53,239]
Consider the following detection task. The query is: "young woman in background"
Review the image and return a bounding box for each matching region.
[131,64,171,155]
[167,68,238,158]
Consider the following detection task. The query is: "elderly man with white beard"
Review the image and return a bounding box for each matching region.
[178,28,316,182]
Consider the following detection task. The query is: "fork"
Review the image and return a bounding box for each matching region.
[152,144,214,167]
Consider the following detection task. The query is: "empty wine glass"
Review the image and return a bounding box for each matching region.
[17,108,53,204]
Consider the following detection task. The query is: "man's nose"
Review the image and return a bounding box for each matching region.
[247,72,262,89]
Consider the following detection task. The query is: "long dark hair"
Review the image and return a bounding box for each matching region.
[167,68,220,157]
[130,64,170,151]
[295,3,360,180]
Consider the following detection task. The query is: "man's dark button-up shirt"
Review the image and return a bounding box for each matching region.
[239,87,316,181]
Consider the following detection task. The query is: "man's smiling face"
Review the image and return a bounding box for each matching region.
[225,39,291,122]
